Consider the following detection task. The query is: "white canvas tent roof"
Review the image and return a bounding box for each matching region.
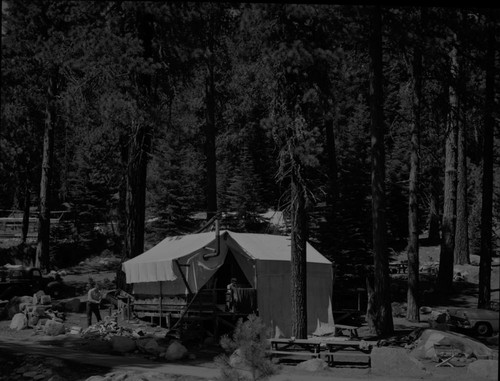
[122,230,334,336]
[123,230,330,284]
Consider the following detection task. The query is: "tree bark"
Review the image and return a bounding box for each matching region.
[290,168,308,339]
[427,166,441,244]
[22,177,31,245]
[454,29,469,265]
[367,5,393,336]
[325,117,339,257]
[124,124,151,261]
[478,17,495,309]
[35,71,57,272]
[454,104,469,265]
[407,16,422,321]
[438,37,458,295]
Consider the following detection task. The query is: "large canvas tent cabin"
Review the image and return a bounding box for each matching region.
[122,230,334,337]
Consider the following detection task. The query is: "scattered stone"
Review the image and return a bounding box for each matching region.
[165,341,187,361]
[69,326,82,334]
[28,314,40,327]
[34,374,46,380]
[467,360,498,380]
[10,313,27,331]
[296,358,328,372]
[372,347,431,378]
[23,371,38,378]
[44,320,66,336]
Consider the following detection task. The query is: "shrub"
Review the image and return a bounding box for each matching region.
[216,314,276,381]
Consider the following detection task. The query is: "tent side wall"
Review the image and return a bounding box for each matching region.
[133,244,228,296]
[256,260,333,337]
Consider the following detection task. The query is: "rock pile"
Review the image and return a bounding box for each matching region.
[82,314,134,340]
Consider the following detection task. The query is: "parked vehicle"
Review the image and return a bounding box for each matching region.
[0,265,74,301]
[446,307,499,337]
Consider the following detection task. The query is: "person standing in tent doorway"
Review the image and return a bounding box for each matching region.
[87,282,103,326]
[226,278,237,312]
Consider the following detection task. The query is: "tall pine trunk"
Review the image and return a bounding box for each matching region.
[22,177,31,245]
[368,5,393,336]
[454,108,469,265]
[325,117,339,257]
[290,168,308,339]
[124,124,150,262]
[407,19,422,321]
[427,166,441,244]
[438,38,458,295]
[118,8,154,290]
[35,71,57,272]
[478,17,495,309]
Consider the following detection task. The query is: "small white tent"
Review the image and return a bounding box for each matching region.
[122,230,334,336]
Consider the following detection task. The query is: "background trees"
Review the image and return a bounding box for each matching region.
[1,2,498,329]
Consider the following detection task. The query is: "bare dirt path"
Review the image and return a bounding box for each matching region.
[0,336,491,381]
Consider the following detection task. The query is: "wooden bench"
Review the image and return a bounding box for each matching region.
[333,324,360,338]
[324,340,372,367]
[268,338,322,361]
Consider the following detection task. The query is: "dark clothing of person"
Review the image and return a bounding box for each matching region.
[86,301,102,326]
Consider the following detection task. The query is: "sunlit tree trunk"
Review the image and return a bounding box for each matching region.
[427,167,441,244]
[22,177,31,245]
[367,5,393,336]
[478,17,495,309]
[438,37,458,295]
[325,117,339,257]
[454,107,469,265]
[36,71,58,272]
[407,12,423,321]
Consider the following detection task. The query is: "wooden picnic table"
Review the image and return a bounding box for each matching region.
[333,324,360,338]
[268,338,323,360]
[324,340,373,367]
[268,337,374,367]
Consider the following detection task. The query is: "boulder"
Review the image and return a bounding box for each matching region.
[44,320,66,336]
[136,338,161,354]
[371,347,431,378]
[28,314,40,327]
[64,298,81,313]
[165,341,187,361]
[16,296,34,304]
[410,329,494,360]
[10,313,27,331]
[467,360,498,380]
[111,336,136,353]
[296,358,328,372]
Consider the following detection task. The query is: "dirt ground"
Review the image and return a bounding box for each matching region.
[0,244,498,380]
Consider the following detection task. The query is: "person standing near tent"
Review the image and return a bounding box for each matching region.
[87,282,103,326]
[226,278,237,312]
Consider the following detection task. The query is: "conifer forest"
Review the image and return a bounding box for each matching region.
[1,3,499,336]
